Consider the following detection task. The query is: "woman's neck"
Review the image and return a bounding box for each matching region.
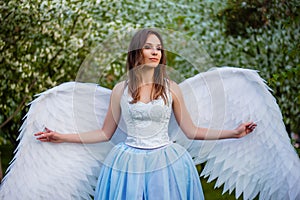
[140,67,155,85]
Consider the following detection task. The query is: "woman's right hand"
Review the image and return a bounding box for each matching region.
[34,128,64,143]
[234,122,257,138]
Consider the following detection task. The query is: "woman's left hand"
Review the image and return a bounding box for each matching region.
[234,122,257,138]
[35,127,64,143]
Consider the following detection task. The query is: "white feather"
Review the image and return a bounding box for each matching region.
[1,67,299,200]
[0,82,125,199]
[170,67,300,200]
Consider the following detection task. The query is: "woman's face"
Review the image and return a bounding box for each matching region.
[142,34,162,67]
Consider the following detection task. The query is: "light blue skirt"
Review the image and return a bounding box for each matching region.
[94,142,204,200]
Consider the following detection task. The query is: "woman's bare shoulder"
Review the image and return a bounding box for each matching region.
[168,79,181,94]
[111,81,127,98]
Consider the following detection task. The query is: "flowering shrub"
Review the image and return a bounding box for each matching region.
[0,0,299,144]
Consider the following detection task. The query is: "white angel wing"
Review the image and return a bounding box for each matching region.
[169,67,300,200]
[0,82,126,199]
[1,67,299,200]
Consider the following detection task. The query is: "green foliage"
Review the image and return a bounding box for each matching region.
[0,0,299,153]
[212,0,300,132]
[0,0,300,145]
[217,0,299,37]
[0,0,299,198]
[0,0,214,145]
[0,136,8,146]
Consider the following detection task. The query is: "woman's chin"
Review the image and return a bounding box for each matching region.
[144,63,159,68]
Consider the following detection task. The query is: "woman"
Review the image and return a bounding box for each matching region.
[35,29,256,199]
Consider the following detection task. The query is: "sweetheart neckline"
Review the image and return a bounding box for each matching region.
[125,90,163,105]
[135,99,161,105]
[123,86,171,105]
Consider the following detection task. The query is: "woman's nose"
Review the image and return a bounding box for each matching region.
[151,48,158,55]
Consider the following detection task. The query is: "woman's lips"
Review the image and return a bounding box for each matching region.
[149,58,159,62]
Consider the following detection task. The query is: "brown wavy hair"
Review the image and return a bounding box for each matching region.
[126,29,169,104]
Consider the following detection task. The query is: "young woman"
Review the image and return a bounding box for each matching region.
[35,29,256,199]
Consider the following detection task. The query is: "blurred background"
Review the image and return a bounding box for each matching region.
[0,0,299,199]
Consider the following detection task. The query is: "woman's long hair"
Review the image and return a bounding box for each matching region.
[126,29,168,104]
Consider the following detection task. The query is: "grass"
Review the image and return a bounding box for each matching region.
[201,178,241,200]
[197,165,245,200]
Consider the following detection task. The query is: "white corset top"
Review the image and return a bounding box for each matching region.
[120,86,172,149]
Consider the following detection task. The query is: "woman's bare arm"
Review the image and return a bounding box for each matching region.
[35,81,125,144]
[170,81,256,140]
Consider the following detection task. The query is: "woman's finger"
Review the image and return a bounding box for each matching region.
[36,135,51,141]
[247,122,256,129]
[34,132,44,136]
[245,122,253,126]
[45,127,52,133]
[38,138,49,142]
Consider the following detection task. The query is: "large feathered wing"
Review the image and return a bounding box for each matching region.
[169,67,300,200]
[1,67,299,200]
[0,82,126,199]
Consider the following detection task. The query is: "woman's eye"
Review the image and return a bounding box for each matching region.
[143,45,162,51]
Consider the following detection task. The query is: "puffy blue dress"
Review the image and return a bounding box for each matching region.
[95,87,204,200]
